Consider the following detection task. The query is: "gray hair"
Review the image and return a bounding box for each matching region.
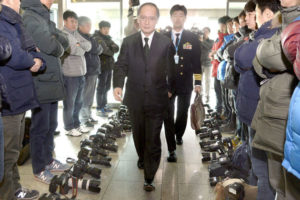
[78,16,91,26]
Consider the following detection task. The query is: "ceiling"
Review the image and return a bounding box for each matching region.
[60,0,247,9]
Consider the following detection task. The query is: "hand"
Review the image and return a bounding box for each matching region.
[30,58,43,72]
[114,87,123,102]
[168,92,172,98]
[194,85,202,94]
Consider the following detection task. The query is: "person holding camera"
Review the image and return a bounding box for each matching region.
[163,4,202,153]
[113,2,175,191]
[124,0,139,37]
[94,21,119,117]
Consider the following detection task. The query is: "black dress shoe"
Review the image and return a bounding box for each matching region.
[137,160,144,169]
[176,138,183,145]
[167,151,177,162]
[143,181,155,192]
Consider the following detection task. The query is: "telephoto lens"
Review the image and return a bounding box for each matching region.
[68,177,101,193]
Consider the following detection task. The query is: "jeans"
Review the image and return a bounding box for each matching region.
[0,113,25,200]
[202,66,212,99]
[96,70,112,110]
[214,77,223,113]
[63,76,85,131]
[248,127,275,200]
[30,102,57,174]
[80,75,98,123]
[0,114,3,182]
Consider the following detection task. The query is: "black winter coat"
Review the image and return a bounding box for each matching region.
[79,31,103,76]
[93,31,119,71]
[21,0,69,104]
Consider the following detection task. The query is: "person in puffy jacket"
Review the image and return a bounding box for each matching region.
[0,1,45,199]
[251,1,300,199]
[62,10,92,137]
[280,6,300,199]
[21,0,70,184]
[0,35,11,183]
[209,15,229,114]
[234,0,280,199]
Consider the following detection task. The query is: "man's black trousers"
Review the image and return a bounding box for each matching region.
[129,106,164,181]
[164,93,192,151]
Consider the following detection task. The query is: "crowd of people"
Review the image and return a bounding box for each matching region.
[0,0,300,199]
[207,0,300,199]
[0,0,119,199]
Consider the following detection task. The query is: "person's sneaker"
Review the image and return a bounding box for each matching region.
[77,126,90,134]
[89,117,98,125]
[34,169,54,184]
[97,108,108,117]
[84,121,94,129]
[65,129,82,137]
[15,187,39,200]
[46,159,70,172]
[104,107,113,113]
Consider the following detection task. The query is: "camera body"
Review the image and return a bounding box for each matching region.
[72,159,102,179]
[131,0,140,7]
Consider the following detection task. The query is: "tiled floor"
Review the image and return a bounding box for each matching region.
[19,84,217,200]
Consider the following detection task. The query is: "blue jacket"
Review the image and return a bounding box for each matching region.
[282,82,300,179]
[234,21,278,126]
[217,34,235,81]
[0,5,44,116]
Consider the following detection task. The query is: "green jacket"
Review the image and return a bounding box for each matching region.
[251,7,300,156]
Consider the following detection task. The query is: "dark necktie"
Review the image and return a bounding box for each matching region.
[175,33,180,47]
[144,37,150,57]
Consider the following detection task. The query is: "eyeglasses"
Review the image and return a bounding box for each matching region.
[138,16,157,22]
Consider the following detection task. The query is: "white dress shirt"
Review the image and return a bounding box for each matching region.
[141,31,155,48]
[172,29,183,46]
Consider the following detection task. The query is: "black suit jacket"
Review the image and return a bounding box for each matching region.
[166,30,202,94]
[113,31,176,112]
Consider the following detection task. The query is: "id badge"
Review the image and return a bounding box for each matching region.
[174,54,179,64]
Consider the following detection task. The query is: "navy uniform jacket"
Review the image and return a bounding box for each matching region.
[166,30,202,94]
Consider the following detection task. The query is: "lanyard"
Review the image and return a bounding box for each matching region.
[172,33,182,54]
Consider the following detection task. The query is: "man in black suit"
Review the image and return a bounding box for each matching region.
[113,3,175,192]
[164,5,202,161]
